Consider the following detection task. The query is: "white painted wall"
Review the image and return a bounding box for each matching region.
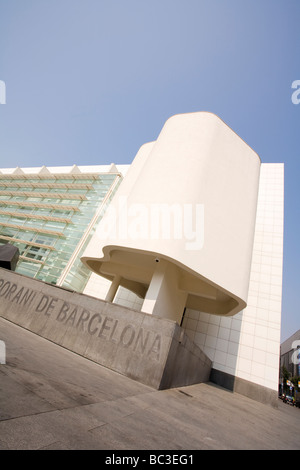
[182,163,284,391]
[82,112,261,319]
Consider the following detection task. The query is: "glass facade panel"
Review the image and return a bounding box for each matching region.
[0,169,122,291]
[17,261,41,277]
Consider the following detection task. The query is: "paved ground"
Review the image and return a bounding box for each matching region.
[0,316,299,451]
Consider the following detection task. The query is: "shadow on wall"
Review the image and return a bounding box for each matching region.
[182,308,279,407]
[113,288,243,389]
[181,307,242,390]
[210,368,236,391]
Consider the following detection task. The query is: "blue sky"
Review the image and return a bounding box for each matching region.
[0,0,299,341]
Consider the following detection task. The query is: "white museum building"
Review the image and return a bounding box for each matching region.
[0,112,284,405]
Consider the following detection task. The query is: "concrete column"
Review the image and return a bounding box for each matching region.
[105,275,121,303]
[142,260,187,324]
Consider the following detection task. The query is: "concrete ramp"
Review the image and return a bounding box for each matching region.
[0,268,211,389]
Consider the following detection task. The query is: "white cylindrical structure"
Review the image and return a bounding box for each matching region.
[81,112,261,321]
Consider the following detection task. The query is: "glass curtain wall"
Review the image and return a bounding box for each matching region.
[0,171,121,292]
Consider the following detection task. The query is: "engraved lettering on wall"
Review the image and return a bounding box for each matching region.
[0,278,161,361]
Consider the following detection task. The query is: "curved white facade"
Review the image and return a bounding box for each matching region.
[81,112,261,323]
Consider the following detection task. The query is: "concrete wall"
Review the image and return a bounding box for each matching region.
[210,369,278,407]
[0,268,211,390]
